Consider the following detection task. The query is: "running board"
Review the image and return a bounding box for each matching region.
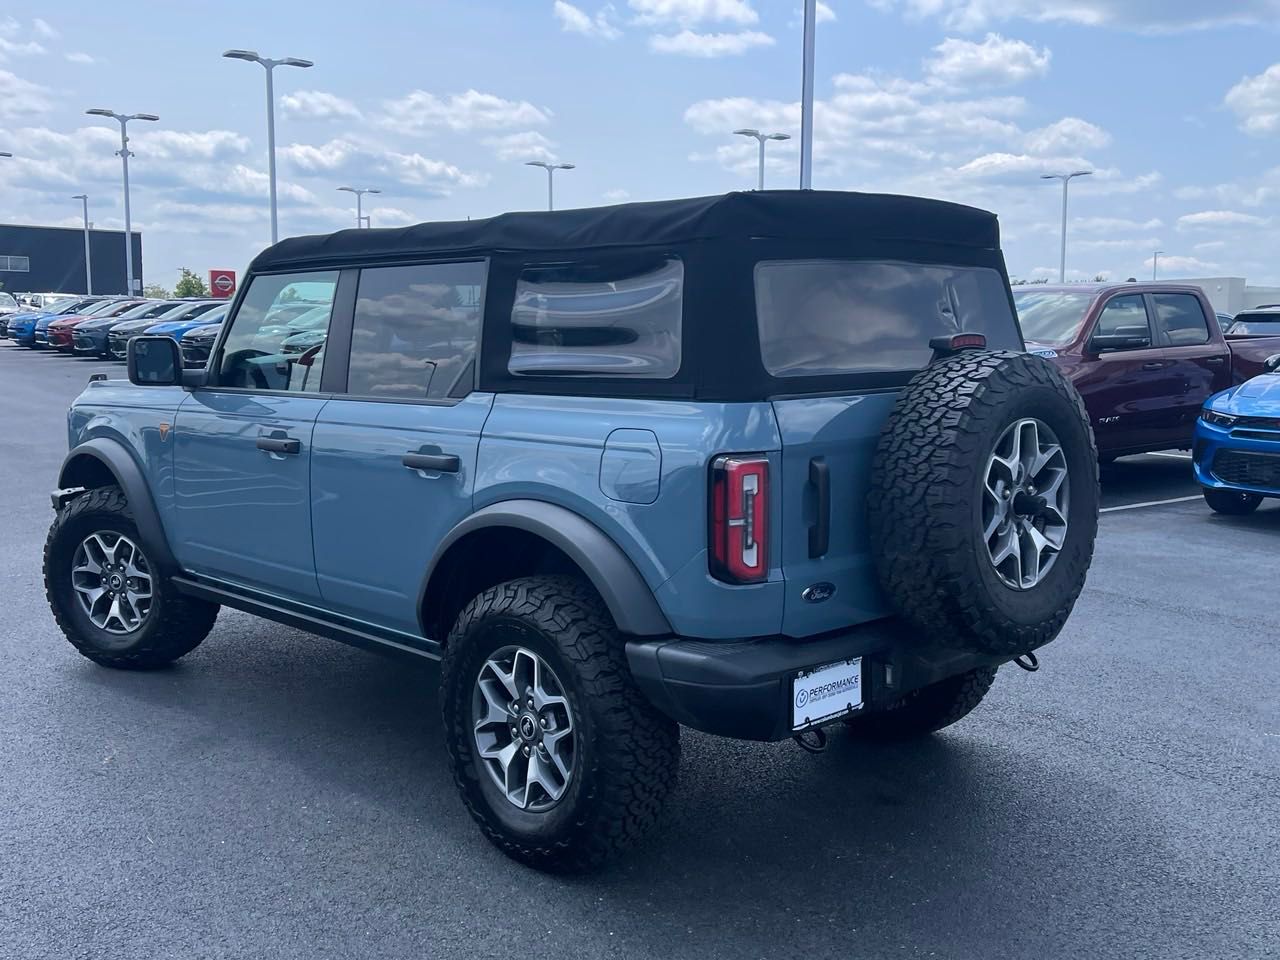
[170,575,442,662]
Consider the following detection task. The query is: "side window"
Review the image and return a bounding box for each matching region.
[347,261,485,400]
[1093,295,1152,348]
[1152,293,1211,347]
[217,271,338,392]
[509,256,682,378]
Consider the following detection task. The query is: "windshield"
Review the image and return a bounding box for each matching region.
[0,293,15,307]
[1012,291,1095,347]
[82,299,128,317]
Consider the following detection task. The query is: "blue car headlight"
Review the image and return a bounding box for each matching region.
[1202,409,1237,428]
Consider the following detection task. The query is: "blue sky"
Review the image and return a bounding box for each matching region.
[3,0,1280,287]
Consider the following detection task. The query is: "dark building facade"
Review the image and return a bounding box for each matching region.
[0,223,143,296]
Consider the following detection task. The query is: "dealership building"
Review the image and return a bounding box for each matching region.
[1168,276,1280,315]
[0,222,143,296]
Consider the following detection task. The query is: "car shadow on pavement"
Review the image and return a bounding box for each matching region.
[52,616,1237,959]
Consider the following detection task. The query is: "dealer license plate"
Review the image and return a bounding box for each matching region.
[792,658,863,730]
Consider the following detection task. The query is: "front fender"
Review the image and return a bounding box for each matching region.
[421,500,673,638]
[56,438,178,573]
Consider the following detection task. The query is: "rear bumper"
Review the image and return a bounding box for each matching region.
[1193,420,1280,497]
[626,620,1007,741]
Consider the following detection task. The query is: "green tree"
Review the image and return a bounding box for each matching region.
[174,268,209,298]
[143,282,171,299]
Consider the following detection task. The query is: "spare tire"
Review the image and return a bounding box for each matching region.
[868,350,1098,656]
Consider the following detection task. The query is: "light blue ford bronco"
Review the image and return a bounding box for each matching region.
[44,191,1099,870]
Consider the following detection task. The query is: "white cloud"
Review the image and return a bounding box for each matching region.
[0,69,53,118]
[281,136,488,195]
[486,130,558,162]
[1225,64,1280,136]
[1025,117,1110,154]
[603,188,632,201]
[628,0,759,27]
[1145,254,1217,274]
[280,89,363,121]
[817,2,837,22]
[64,51,95,64]
[32,18,57,39]
[381,89,550,133]
[554,1,622,38]
[1072,216,1163,232]
[650,29,774,56]
[1177,210,1270,229]
[867,0,1280,32]
[925,33,1050,88]
[365,206,418,227]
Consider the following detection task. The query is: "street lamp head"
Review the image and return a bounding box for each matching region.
[734,128,761,137]
[555,163,575,171]
[337,186,356,194]
[134,113,160,123]
[366,188,382,195]
[280,57,314,69]
[72,193,87,200]
[0,151,12,158]
[86,108,116,118]
[767,133,791,142]
[223,49,262,63]
[526,160,549,169]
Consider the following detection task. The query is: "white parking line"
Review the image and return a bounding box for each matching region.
[1101,495,1202,513]
[1148,451,1192,460]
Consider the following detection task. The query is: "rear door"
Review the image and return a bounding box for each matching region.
[310,260,491,637]
[1148,292,1231,445]
[755,258,1023,637]
[1074,293,1176,454]
[170,270,342,602]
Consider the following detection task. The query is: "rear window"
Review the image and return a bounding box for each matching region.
[1227,312,1280,335]
[755,260,1020,377]
[509,257,682,378]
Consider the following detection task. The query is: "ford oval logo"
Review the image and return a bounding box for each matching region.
[802,582,836,604]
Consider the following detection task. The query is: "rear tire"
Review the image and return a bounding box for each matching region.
[44,487,218,669]
[843,667,997,740]
[440,575,680,872]
[1203,487,1263,515]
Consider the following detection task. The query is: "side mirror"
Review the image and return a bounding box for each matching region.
[1265,353,1280,373]
[127,336,182,386]
[1089,333,1151,353]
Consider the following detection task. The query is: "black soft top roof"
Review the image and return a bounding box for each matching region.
[250,190,1001,271]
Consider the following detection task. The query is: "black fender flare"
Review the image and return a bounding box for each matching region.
[56,438,179,573]
[420,500,673,638]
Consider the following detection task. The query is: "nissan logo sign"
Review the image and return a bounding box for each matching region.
[213,275,234,293]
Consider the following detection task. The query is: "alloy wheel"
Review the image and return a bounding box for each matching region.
[71,531,153,634]
[982,418,1070,589]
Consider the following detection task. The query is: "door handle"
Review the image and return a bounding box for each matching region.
[1141,361,1166,371]
[256,435,301,455]
[1205,357,1226,366]
[403,452,460,473]
[808,457,830,559]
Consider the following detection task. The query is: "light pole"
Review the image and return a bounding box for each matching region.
[86,109,158,296]
[0,151,11,158]
[799,0,816,189]
[525,161,575,211]
[72,194,92,295]
[1040,170,1092,283]
[223,49,313,244]
[1152,250,1164,281]
[337,186,380,228]
[733,129,790,190]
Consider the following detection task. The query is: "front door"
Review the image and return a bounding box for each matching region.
[170,269,342,602]
[309,260,491,637]
[1074,293,1180,455]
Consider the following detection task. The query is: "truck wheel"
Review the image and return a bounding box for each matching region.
[843,667,997,740]
[43,487,218,669]
[869,351,1099,656]
[1203,488,1263,515]
[440,575,680,872]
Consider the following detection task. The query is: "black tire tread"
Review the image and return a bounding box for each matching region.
[43,486,218,670]
[441,575,679,872]
[869,350,1099,656]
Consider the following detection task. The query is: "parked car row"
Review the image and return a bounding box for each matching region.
[0,296,229,363]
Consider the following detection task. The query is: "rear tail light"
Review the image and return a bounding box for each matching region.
[709,455,769,584]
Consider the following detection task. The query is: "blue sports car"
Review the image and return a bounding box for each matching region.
[1194,362,1280,514]
[6,297,105,346]
[143,302,229,343]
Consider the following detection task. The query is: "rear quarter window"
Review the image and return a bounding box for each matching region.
[509,257,682,378]
[754,260,1020,377]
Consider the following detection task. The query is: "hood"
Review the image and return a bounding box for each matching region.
[183,324,222,340]
[1216,374,1280,416]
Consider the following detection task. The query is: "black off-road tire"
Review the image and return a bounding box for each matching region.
[440,575,680,872]
[843,667,998,740]
[44,486,219,669]
[869,351,1099,656]
[1203,487,1263,515]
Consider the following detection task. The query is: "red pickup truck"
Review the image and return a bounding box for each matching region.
[1012,283,1280,459]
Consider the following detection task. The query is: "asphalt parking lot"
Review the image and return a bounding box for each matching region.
[1,341,1276,960]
